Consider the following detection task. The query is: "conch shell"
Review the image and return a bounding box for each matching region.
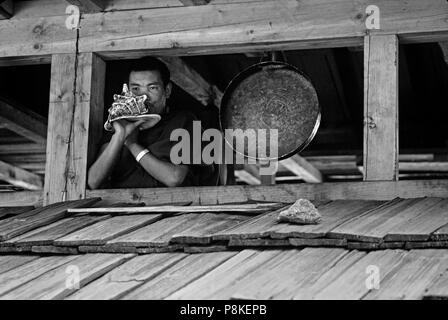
[104,84,152,131]
[277,199,322,225]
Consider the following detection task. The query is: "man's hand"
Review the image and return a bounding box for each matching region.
[112,119,145,143]
[124,126,140,148]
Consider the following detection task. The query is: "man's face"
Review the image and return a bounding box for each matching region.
[129,70,172,115]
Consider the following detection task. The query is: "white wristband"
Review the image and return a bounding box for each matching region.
[135,149,150,162]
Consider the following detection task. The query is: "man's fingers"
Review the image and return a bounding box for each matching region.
[133,120,146,130]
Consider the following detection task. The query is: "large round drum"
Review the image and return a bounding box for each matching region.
[219,61,320,161]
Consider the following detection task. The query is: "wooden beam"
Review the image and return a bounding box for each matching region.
[0,191,42,207]
[234,168,260,185]
[4,178,448,207]
[65,0,104,13]
[159,56,218,106]
[0,100,47,144]
[0,160,43,190]
[44,53,105,205]
[86,179,448,204]
[0,56,51,67]
[0,0,13,19]
[279,155,323,183]
[363,35,399,181]
[1,0,448,59]
[44,54,76,204]
[0,144,46,155]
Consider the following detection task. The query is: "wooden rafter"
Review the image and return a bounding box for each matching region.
[0,0,13,19]
[279,155,323,183]
[159,56,220,107]
[0,160,43,190]
[234,170,260,185]
[0,99,47,144]
[65,0,104,13]
[0,143,47,155]
[234,164,260,185]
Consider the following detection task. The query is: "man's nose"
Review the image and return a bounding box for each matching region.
[137,87,147,95]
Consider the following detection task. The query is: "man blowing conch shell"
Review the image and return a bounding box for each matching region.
[87,57,215,189]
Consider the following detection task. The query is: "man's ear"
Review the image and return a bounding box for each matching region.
[165,82,172,99]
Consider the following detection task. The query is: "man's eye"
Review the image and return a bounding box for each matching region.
[148,86,159,91]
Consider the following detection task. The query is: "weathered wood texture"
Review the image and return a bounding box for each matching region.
[87,180,448,205]
[363,35,399,181]
[5,215,108,246]
[78,0,448,58]
[0,206,34,219]
[0,255,78,296]
[44,53,76,204]
[328,198,447,242]
[0,198,100,241]
[385,199,448,242]
[0,254,134,299]
[166,249,282,299]
[424,263,448,299]
[2,198,448,254]
[363,250,448,299]
[122,252,238,300]
[212,200,379,240]
[170,213,249,244]
[54,214,162,246]
[1,0,448,61]
[106,214,200,248]
[231,248,348,299]
[0,160,43,190]
[67,253,188,300]
[0,190,43,206]
[0,255,39,274]
[1,248,448,299]
[3,179,448,208]
[279,155,323,183]
[44,53,105,205]
[0,99,47,143]
[313,250,407,299]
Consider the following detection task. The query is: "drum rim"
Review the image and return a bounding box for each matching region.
[219,61,321,161]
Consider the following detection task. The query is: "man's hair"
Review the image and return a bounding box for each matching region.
[128,57,171,87]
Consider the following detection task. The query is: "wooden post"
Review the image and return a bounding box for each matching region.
[363,35,399,181]
[44,53,105,205]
